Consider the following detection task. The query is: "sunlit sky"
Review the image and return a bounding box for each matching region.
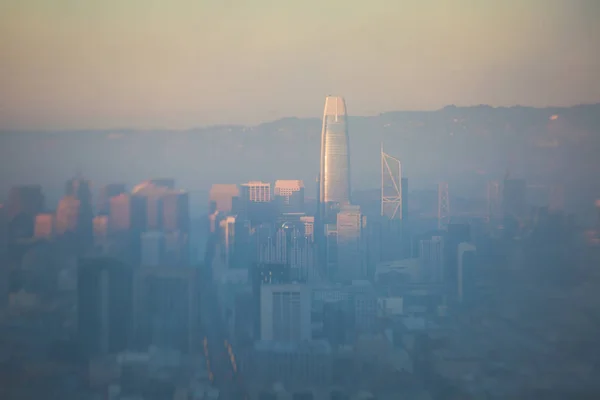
[1,0,599,130]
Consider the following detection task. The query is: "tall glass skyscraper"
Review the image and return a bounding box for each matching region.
[319,96,351,216]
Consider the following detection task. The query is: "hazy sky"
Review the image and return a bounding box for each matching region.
[1,0,599,130]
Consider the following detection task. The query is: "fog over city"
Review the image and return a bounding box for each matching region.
[1,1,600,400]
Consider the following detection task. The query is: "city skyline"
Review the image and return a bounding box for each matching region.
[1,0,599,130]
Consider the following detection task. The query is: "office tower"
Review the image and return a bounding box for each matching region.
[260,283,311,342]
[241,181,271,203]
[209,184,240,213]
[132,181,172,230]
[300,216,315,240]
[401,177,409,221]
[108,193,131,233]
[55,195,81,234]
[274,180,305,214]
[419,236,444,282]
[97,184,126,215]
[133,267,199,353]
[7,185,45,220]
[252,263,292,339]
[325,224,338,279]
[503,179,527,220]
[239,181,275,225]
[218,216,237,268]
[255,224,285,265]
[7,185,44,243]
[458,243,477,305]
[93,216,109,249]
[64,178,94,252]
[77,257,133,356]
[445,224,471,285]
[162,191,190,265]
[34,213,54,239]
[141,231,166,267]
[381,147,402,220]
[336,204,364,282]
[319,96,351,222]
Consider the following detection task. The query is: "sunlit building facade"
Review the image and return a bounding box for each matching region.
[319,96,351,216]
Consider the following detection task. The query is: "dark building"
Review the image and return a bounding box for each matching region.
[7,185,45,220]
[98,183,127,215]
[162,191,190,266]
[6,186,44,244]
[77,257,133,357]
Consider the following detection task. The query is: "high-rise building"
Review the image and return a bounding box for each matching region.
[241,181,271,203]
[209,184,240,213]
[274,180,305,214]
[252,263,292,339]
[108,193,131,233]
[6,185,44,243]
[300,216,315,240]
[419,236,444,283]
[97,183,126,215]
[319,96,351,221]
[162,191,190,265]
[77,257,133,356]
[336,204,364,282]
[7,185,45,220]
[55,196,81,234]
[34,213,54,239]
[63,178,94,252]
[240,181,275,225]
[445,224,471,285]
[133,267,199,353]
[93,215,109,250]
[140,231,166,267]
[260,283,311,342]
[162,191,190,232]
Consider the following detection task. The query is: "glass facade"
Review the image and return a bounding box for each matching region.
[319,96,351,207]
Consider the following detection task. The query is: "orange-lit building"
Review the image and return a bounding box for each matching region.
[34,213,55,239]
[108,193,131,233]
[209,184,240,213]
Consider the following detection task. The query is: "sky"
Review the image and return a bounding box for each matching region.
[1,0,599,130]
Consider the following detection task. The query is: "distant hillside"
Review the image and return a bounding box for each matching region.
[1,104,600,215]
